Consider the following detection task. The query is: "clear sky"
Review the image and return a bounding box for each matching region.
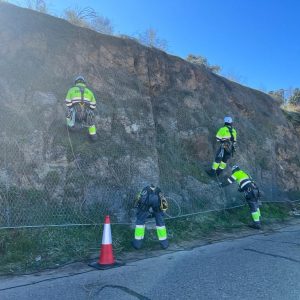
[8,0,300,92]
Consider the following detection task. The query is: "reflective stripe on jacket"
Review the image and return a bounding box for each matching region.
[65,83,96,107]
[227,170,252,189]
[216,126,237,142]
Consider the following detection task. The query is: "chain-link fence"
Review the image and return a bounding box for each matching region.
[0,69,296,230]
[0,3,298,229]
[0,108,293,230]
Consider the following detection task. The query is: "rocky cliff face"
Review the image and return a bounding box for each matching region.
[0,3,299,225]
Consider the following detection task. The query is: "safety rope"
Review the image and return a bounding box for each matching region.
[66,124,98,225]
[63,25,100,225]
[4,135,9,227]
[2,198,299,229]
[214,168,229,211]
[164,196,182,218]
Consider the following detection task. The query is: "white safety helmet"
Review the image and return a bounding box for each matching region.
[232,165,240,173]
[224,116,233,124]
[74,75,85,84]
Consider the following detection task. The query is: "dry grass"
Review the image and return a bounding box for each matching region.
[281,103,300,113]
[0,202,297,275]
[281,104,300,125]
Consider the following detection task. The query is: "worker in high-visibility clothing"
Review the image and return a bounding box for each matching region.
[207,116,237,176]
[220,165,262,229]
[132,184,169,249]
[65,75,97,141]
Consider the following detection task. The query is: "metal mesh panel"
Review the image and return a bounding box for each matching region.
[0,24,290,229]
[0,104,271,229]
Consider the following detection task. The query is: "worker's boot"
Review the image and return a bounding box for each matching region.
[216,168,224,176]
[248,221,261,230]
[206,169,217,177]
[88,133,98,142]
[132,239,143,250]
[160,239,169,250]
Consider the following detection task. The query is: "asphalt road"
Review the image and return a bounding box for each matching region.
[1,223,300,300]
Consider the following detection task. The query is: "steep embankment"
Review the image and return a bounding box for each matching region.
[0,3,299,225]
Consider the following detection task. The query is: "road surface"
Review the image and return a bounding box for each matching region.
[1,222,300,299]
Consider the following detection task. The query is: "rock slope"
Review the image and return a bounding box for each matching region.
[0,3,299,225]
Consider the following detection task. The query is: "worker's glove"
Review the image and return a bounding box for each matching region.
[160,196,168,212]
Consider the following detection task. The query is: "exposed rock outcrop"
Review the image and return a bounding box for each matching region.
[0,3,299,225]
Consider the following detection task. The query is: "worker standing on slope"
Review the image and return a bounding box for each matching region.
[132,184,169,250]
[65,76,97,141]
[207,116,237,176]
[220,165,262,229]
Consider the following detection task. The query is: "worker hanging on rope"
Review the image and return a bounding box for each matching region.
[65,76,97,141]
[132,184,169,250]
[207,116,237,177]
[219,165,262,229]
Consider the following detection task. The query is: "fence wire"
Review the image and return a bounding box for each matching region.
[0,107,298,230]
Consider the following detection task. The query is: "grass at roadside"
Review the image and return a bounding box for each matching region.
[0,202,298,275]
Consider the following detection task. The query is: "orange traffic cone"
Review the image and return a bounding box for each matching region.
[89,215,124,270]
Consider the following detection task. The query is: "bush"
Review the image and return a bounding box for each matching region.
[62,6,114,35]
[186,54,221,73]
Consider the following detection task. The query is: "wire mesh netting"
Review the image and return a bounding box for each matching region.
[0,67,292,229]
[0,5,297,229]
[0,101,287,230]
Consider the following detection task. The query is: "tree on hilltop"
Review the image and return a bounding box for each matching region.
[63,7,95,28]
[186,54,221,74]
[63,6,114,34]
[268,89,285,104]
[137,28,168,51]
[289,88,300,105]
[22,0,49,13]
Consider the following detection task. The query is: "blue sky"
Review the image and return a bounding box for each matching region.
[9,0,300,92]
